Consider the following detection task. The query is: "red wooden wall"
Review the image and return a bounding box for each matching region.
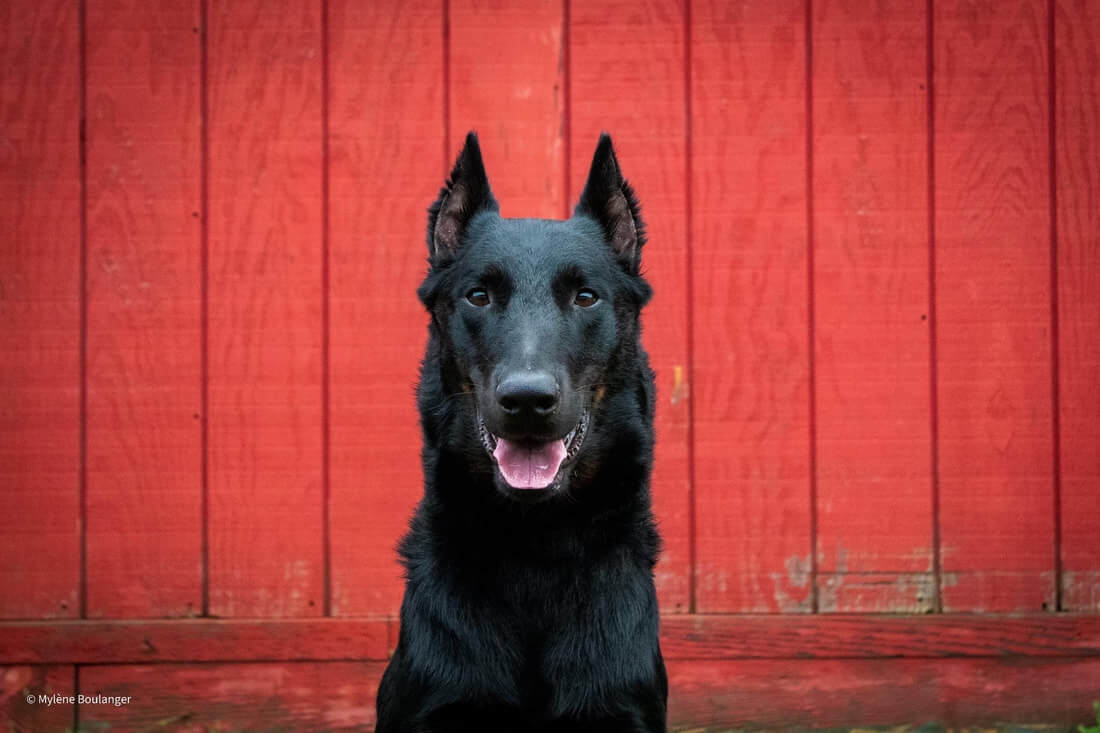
[1,0,1099,730]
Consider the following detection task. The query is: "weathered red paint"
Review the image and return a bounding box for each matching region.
[571,0,694,614]
[3,615,1100,665]
[1,0,1098,729]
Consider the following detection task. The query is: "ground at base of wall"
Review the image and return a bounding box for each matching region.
[45,717,1100,733]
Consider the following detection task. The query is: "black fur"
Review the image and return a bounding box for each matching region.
[376,132,667,733]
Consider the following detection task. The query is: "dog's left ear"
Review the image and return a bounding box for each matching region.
[427,131,498,265]
[574,133,646,272]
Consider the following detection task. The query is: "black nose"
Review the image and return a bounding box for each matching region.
[496,371,559,417]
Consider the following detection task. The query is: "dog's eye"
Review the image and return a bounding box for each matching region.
[466,288,491,307]
[573,289,599,308]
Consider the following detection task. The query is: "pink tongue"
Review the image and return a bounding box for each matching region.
[492,438,567,489]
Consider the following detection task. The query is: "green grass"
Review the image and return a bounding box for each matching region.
[1078,702,1100,733]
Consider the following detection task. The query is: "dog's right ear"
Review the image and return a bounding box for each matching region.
[426,132,498,265]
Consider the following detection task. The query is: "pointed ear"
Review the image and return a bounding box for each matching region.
[426,132,498,264]
[574,133,645,271]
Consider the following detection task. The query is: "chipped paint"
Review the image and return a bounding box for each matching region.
[1,665,33,695]
[939,571,1057,613]
[1062,571,1100,611]
[769,555,813,613]
[669,364,689,405]
[785,554,811,588]
[818,572,936,613]
[984,385,1017,453]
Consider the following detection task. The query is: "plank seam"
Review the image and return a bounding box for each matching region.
[683,0,697,616]
[561,0,571,217]
[65,659,390,667]
[926,0,943,615]
[805,0,819,614]
[53,653,1100,665]
[199,0,211,619]
[1047,0,1063,614]
[78,0,88,622]
[73,664,81,731]
[321,0,332,618]
[442,0,451,172]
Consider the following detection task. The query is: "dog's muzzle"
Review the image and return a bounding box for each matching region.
[477,408,590,490]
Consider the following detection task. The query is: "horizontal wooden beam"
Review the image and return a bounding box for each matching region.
[1,614,1098,665]
[6,658,1100,731]
[659,613,1100,659]
[0,618,393,664]
[666,658,1100,730]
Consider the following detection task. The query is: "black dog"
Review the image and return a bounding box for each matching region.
[375,132,667,733]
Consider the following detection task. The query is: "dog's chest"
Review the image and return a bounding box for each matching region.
[495,548,658,694]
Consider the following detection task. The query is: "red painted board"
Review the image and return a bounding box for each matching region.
[691,0,811,612]
[934,0,1055,611]
[206,0,325,617]
[78,662,384,732]
[29,657,1100,731]
[571,0,691,613]
[0,618,392,664]
[658,612,1100,659]
[1055,0,1100,612]
[666,658,1100,731]
[84,0,203,618]
[812,0,933,611]
[0,0,81,619]
[450,0,564,219]
[328,0,441,617]
[4,614,1100,663]
[0,666,75,733]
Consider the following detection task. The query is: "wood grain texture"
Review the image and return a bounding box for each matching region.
[327,0,441,618]
[812,0,933,612]
[0,666,74,733]
[6,657,1099,732]
[666,658,1100,731]
[79,662,384,732]
[1055,0,1100,612]
[84,0,203,619]
[0,619,390,664]
[934,0,1055,612]
[691,0,811,612]
[0,0,82,619]
[4,615,1099,664]
[658,613,1100,659]
[450,0,564,218]
[206,0,325,617]
[570,0,692,613]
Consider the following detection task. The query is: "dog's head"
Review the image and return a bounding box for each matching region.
[417,132,652,501]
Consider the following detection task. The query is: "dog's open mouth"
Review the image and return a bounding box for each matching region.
[476,409,590,490]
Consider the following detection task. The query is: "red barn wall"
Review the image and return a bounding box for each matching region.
[1,0,1099,729]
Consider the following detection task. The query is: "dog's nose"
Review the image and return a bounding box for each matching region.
[496,372,559,417]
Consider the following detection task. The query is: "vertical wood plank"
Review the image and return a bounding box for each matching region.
[328,0,441,616]
[571,0,692,612]
[935,0,1054,611]
[0,0,81,619]
[691,0,811,612]
[84,0,203,618]
[79,662,383,731]
[207,0,325,617]
[1055,0,1100,612]
[449,0,564,218]
[0,666,75,733]
[812,0,933,611]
